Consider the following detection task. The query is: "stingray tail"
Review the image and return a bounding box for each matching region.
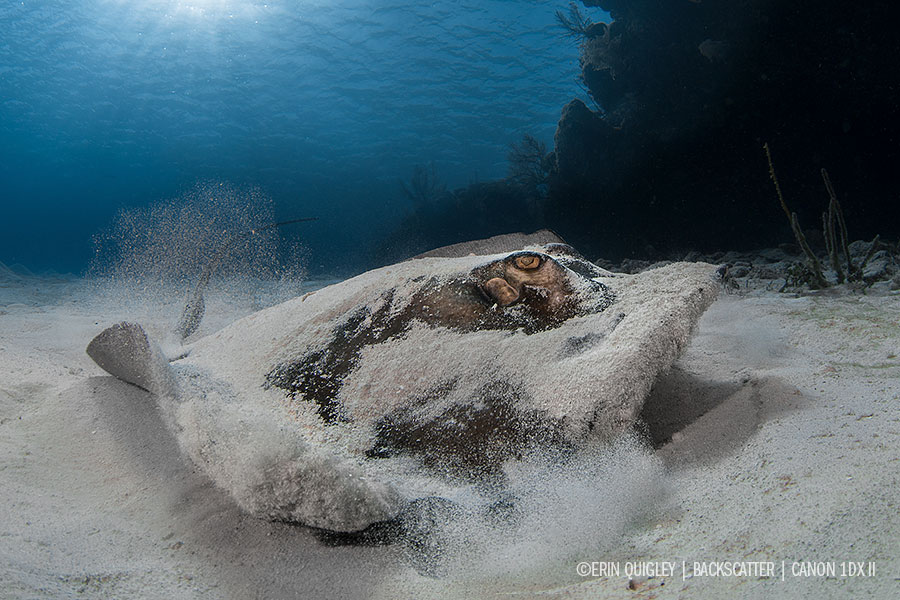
[87,322,176,398]
[174,216,318,342]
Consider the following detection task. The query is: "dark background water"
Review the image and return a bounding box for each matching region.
[1,0,600,275]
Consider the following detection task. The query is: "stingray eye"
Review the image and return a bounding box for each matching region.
[514,255,541,270]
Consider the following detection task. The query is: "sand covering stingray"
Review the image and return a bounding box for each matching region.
[86,240,718,533]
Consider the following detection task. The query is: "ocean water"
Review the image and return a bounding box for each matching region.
[0,0,606,274]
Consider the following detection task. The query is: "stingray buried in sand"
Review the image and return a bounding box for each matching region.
[86,238,718,533]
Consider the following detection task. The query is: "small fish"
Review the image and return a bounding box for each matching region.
[698,39,730,63]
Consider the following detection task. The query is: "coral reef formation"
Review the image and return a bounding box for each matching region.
[378,2,899,268]
[546,0,900,259]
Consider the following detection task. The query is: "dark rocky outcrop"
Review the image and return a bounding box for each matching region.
[546,0,900,260]
[376,2,899,266]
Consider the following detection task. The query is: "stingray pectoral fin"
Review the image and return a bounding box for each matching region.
[176,395,402,532]
[243,451,402,532]
[86,322,176,398]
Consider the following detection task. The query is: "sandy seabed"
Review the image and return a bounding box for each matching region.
[0,271,898,599]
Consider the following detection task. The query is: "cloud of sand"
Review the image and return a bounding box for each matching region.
[85,180,308,336]
[399,433,667,582]
[88,181,307,287]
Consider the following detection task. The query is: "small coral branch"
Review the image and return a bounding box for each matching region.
[555,2,593,40]
[763,143,828,288]
[763,143,882,288]
[402,163,446,209]
[821,168,848,282]
[507,133,549,194]
[818,167,881,281]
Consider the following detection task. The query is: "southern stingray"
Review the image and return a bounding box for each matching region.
[86,235,718,533]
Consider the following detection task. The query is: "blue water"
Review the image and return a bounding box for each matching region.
[0,0,606,274]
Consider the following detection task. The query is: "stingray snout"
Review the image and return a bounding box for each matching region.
[482,277,520,306]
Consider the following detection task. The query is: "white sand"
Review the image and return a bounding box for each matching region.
[1,273,898,598]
